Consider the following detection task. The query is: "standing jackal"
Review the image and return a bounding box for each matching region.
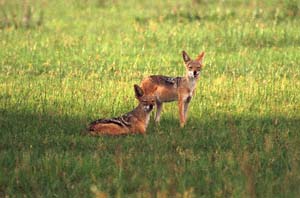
[141,50,205,127]
[87,85,155,136]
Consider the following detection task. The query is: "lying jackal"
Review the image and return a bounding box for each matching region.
[88,85,155,135]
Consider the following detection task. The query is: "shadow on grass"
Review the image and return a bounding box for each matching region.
[0,107,90,151]
[1,105,300,149]
[1,106,300,197]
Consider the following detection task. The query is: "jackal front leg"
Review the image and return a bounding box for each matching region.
[178,96,185,128]
[183,95,192,122]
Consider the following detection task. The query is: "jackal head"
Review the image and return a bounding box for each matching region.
[134,84,155,112]
[182,50,205,79]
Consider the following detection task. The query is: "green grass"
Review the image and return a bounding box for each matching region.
[1,0,300,197]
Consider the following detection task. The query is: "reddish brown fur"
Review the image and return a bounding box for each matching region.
[141,51,205,127]
[89,123,130,136]
[88,85,155,136]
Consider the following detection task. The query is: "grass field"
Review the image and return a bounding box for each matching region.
[1,0,300,197]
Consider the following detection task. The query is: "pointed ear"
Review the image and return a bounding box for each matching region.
[134,84,144,99]
[182,50,191,64]
[196,51,205,62]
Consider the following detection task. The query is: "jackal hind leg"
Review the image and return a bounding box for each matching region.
[89,123,130,136]
[154,101,163,123]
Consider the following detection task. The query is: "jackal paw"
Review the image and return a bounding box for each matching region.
[180,122,185,128]
[154,118,161,124]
